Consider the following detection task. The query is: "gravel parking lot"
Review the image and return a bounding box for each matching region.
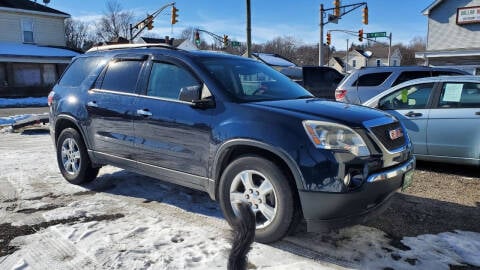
[365,161,480,240]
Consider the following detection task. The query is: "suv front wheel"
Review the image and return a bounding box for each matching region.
[56,128,99,184]
[218,155,297,243]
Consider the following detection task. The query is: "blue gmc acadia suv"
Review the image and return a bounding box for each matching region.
[48,44,415,243]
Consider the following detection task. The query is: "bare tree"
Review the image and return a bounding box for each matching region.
[96,0,134,42]
[65,18,95,51]
[397,36,427,66]
[180,27,195,41]
[262,36,297,62]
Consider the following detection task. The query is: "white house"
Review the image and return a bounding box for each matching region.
[329,47,402,73]
[0,0,79,97]
[415,0,480,75]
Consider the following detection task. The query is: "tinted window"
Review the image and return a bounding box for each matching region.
[432,70,466,76]
[438,82,480,108]
[378,83,434,110]
[59,57,102,87]
[200,58,311,102]
[392,71,431,86]
[147,62,201,100]
[354,72,391,87]
[101,60,143,93]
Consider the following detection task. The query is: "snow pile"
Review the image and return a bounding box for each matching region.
[0,97,47,108]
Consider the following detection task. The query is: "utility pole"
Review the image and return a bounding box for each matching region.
[319,4,324,66]
[246,0,252,58]
[388,32,392,66]
[346,39,349,73]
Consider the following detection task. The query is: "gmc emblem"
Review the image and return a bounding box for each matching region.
[388,128,403,140]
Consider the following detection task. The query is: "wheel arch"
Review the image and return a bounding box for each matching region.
[55,115,85,144]
[211,139,306,201]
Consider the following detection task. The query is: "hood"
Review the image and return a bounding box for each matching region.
[248,98,393,128]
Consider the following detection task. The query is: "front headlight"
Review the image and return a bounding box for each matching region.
[302,120,370,156]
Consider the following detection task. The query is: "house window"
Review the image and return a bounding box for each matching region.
[352,60,357,68]
[376,59,381,67]
[393,60,398,66]
[13,63,41,86]
[43,64,57,85]
[22,19,34,43]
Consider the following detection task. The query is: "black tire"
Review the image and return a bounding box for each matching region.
[56,128,99,185]
[218,155,297,243]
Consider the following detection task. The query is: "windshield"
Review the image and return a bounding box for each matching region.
[199,57,312,102]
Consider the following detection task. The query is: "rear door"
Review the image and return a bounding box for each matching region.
[87,55,147,160]
[377,82,436,155]
[132,57,212,187]
[427,81,480,160]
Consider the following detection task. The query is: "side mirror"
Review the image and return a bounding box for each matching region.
[178,85,215,109]
[179,85,201,103]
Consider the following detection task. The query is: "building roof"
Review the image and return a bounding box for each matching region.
[422,0,443,15]
[333,57,345,68]
[0,42,79,58]
[0,0,69,16]
[251,53,296,67]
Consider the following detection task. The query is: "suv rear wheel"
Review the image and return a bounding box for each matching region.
[56,128,99,184]
[218,155,296,243]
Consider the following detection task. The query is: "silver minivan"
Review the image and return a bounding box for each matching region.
[363,75,480,166]
[336,66,469,104]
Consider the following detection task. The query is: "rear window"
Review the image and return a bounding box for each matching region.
[432,70,466,76]
[100,60,143,93]
[58,57,102,87]
[353,72,392,87]
[392,71,431,86]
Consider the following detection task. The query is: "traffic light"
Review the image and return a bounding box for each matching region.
[146,15,154,30]
[171,6,179,25]
[333,0,341,17]
[358,29,363,42]
[363,6,368,25]
[194,31,200,46]
[326,32,331,45]
[223,34,229,47]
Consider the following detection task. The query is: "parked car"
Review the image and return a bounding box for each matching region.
[49,44,415,243]
[335,66,469,104]
[280,66,344,99]
[252,53,344,99]
[363,75,480,166]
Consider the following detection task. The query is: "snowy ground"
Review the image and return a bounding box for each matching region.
[1,131,479,270]
[0,97,47,108]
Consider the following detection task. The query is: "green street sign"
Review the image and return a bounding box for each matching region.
[366,32,387,38]
[231,41,241,47]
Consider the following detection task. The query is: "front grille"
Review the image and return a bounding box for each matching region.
[370,122,406,151]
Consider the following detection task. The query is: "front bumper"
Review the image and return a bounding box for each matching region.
[298,157,415,232]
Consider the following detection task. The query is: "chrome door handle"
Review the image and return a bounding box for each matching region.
[475,111,480,115]
[87,101,98,107]
[137,109,152,117]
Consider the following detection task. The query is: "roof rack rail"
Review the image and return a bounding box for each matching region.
[86,43,177,53]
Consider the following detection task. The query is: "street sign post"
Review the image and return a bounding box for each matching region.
[366,32,387,38]
[231,41,241,47]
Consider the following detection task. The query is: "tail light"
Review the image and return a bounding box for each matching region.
[335,89,347,101]
[47,91,55,106]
